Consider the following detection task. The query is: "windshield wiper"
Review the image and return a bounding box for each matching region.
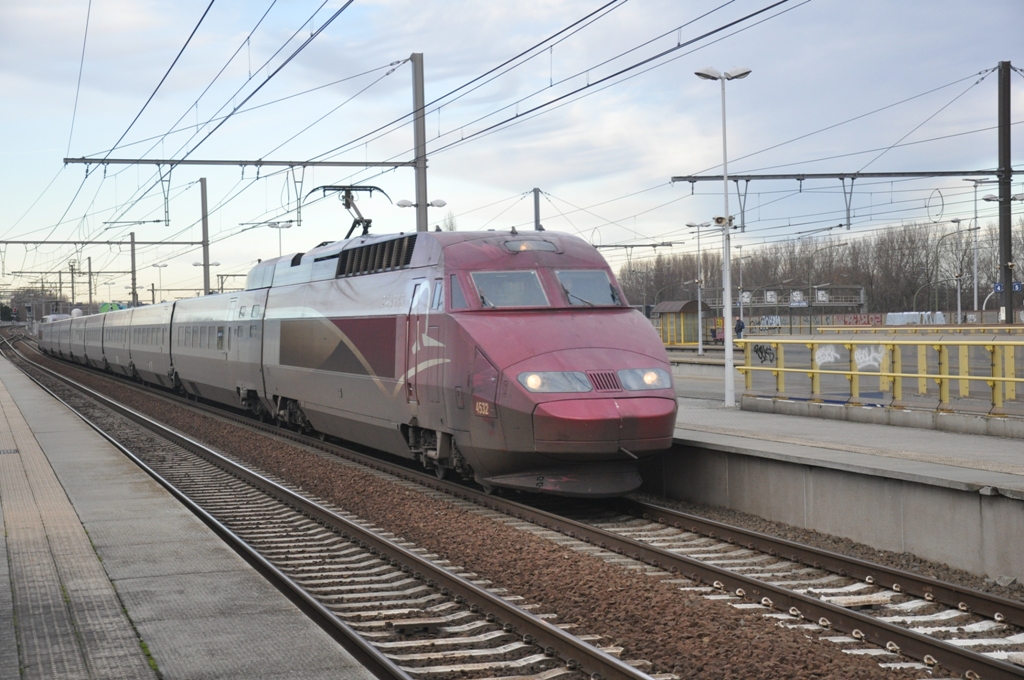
[610,284,621,305]
[563,286,594,307]
[479,293,495,308]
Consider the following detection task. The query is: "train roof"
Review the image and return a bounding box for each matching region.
[244,230,609,290]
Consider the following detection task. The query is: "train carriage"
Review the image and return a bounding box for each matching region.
[69,315,88,365]
[171,288,267,407]
[260,233,425,459]
[82,313,106,368]
[103,309,134,376]
[57,318,72,359]
[128,302,174,386]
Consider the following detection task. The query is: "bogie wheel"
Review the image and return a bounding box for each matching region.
[435,465,450,481]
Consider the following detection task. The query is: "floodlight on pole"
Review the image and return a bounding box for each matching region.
[694,66,751,407]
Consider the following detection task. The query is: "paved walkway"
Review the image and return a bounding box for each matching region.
[674,397,1024,500]
[0,355,377,680]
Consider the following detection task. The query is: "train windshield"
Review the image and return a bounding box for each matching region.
[470,271,549,308]
[556,270,621,307]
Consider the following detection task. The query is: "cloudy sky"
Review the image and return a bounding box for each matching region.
[0,0,1021,302]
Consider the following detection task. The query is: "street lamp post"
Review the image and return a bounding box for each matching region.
[983,192,1024,322]
[193,261,220,291]
[735,246,750,326]
[750,279,793,334]
[268,222,292,258]
[806,243,847,334]
[933,224,979,319]
[696,65,751,407]
[686,221,711,355]
[963,178,994,311]
[151,264,167,303]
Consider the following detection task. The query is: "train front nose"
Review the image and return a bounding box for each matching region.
[532,396,676,457]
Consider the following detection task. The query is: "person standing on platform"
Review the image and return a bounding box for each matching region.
[734,316,745,340]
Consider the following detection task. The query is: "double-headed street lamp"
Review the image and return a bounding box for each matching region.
[983,192,1024,322]
[695,65,751,407]
[268,221,293,258]
[933,224,980,319]
[963,178,995,309]
[151,264,167,303]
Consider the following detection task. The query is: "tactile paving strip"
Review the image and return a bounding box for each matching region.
[0,369,155,680]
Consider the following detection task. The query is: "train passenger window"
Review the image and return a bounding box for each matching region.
[431,280,444,310]
[206,326,213,349]
[470,271,549,308]
[249,324,256,338]
[200,327,208,348]
[251,304,261,318]
[216,327,224,350]
[192,326,199,348]
[239,306,247,319]
[450,275,469,310]
[185,326,192,346]
[163,329,166,346]
[556,270,621,307]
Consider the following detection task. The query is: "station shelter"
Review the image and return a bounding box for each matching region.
[651,300,713,345]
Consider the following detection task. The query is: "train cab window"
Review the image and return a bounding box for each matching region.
[450,275,469,310]
[431,280,444,310]
[216,327,224,350]
[556,270,622,307]
[470,271,549,308]
[239,306,247,319]
[251,304,261,318]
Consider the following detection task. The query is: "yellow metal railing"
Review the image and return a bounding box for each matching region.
[817,325,1024,335]
[736,336,1024,411]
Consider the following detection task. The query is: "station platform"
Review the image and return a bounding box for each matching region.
[647,397,1024,585]
[0,355,377,680]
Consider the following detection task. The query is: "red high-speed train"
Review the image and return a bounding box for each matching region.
[39,230,677,496]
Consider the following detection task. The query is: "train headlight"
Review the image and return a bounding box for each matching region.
[517,371,592,393]
[618,368,672,391]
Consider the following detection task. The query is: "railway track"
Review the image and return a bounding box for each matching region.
[0,336,655,680]
[8,331,1024,679]
[550,499,1024,677]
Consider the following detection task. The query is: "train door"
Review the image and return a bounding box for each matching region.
[405,280,428,406]
[225,297,238,360]
[428,278,446,409]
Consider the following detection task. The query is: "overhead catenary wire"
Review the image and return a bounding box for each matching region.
[329,0,808,191]
[76,1,352,248]
[103,0,217,160]
[66,0,93,158]
[309,0,633,163]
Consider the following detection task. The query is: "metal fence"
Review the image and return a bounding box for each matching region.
[736,334,1024,416]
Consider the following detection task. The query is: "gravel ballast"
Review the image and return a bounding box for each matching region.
[22,351,926,679]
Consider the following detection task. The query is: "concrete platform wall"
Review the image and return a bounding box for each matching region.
[744,395,1024,440]
[641,446,1024,584]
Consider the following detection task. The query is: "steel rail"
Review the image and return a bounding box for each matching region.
[1,338,652,680]
[0,340,413,680]
[617,497,1024,630]
[11,334,1023,679]
[450,499,1024,680]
